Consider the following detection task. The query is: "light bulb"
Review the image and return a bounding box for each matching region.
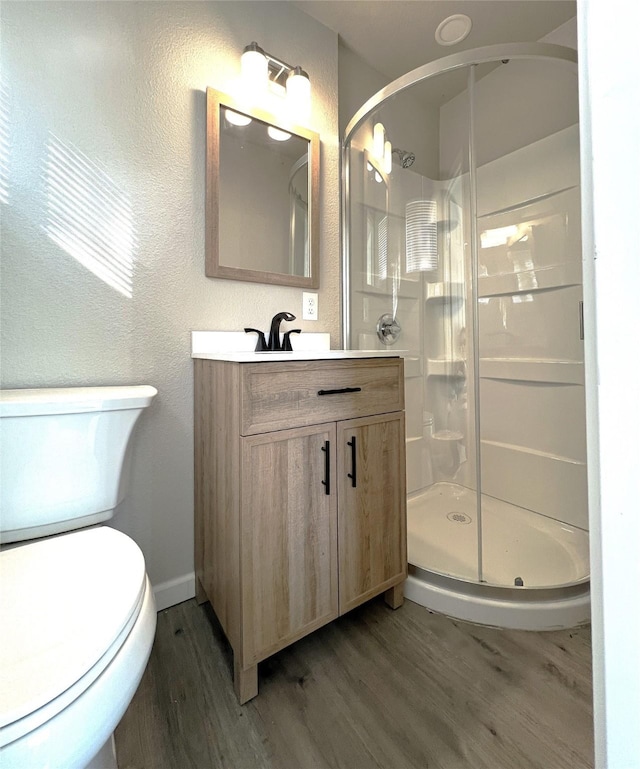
[225,109,252,127]
[241,42,268,101]
[373,122,385,159]
[384,140,392,174]
[286,66,311,122]
[267,126,291,142]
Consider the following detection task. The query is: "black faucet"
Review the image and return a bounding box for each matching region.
[282,329,302,351]
[267,311,296,351]
[243,328,268,351]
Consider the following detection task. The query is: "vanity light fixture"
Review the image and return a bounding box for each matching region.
[267,126,292,142]
[241,42,311,122]
[373,122,386,159]
[224,108,252,127]
[286,66,311,122]
[241,42,269,100]
[366,161,383,184]
[372,123,393,174]
[383,140,393,174]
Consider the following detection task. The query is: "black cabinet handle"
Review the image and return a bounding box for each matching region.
[347,436,357,488]
[321,440,330,495]
[317,387,362,396]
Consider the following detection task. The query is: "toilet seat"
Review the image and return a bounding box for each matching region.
[0,526,147,748]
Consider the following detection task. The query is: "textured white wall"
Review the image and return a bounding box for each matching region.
[0,1,339,605]
[338,42,388,137]
[578,1,640,765]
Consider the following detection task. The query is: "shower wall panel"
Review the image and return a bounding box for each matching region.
[475,128,587,531]
[439,60,579,174]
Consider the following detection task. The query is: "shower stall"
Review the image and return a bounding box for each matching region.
[342,44,589,630]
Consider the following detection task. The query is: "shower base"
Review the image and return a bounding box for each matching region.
[404,482,590,630]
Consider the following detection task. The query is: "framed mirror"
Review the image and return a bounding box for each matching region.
[206,87,319,288]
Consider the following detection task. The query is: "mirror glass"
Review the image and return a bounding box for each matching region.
[206,88,319,288]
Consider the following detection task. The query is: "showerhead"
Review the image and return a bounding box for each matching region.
[392,147,416,168]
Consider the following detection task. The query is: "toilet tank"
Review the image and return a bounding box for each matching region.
[0,385,157,544]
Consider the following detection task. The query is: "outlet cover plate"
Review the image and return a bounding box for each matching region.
[302,292,318,321]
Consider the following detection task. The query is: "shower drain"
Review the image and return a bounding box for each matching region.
[447,511,472,525]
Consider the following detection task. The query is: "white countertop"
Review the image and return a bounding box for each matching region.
[193,349,404,363]
[191,331,404,363]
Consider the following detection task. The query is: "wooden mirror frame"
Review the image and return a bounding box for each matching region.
[205,87,320,288]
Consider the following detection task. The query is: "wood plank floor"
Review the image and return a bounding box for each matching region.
[115,597,593,769]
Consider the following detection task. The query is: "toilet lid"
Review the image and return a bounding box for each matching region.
[0,526,147,731]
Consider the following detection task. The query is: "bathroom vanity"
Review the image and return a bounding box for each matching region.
[193,348,406,703]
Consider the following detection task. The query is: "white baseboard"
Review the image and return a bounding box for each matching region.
[152,572,195,612]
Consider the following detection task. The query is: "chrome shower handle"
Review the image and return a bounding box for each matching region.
[376,313,402,345]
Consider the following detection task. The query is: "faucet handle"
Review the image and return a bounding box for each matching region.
[282,329,302,352]
[244,328,268,352]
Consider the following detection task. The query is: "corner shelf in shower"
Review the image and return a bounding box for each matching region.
[431,429,464,442]
[425,282,465,302]
[478,263,581,298]
[479,357,584,384]
[427,359,466,378]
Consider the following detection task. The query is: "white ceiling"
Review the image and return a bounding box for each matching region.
[294,1,576,82]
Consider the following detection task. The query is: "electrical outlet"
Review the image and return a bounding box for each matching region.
[302,292,318,321]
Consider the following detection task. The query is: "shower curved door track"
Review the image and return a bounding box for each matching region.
[405,483,590,630]
[342,43,589,630]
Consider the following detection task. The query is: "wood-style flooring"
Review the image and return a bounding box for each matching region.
[115,597,593,769]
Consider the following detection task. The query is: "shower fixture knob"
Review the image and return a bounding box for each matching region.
[376,313,402,345]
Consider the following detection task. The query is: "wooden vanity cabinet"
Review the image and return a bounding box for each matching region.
[194,357,406,704]
[336,412,407,613]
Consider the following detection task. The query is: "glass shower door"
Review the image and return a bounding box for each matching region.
[343,46,589,619]
[344,69,483,585]
[472,58,589,589]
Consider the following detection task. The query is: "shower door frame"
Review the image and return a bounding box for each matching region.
[342,42,578,346]
[341,42,580,589]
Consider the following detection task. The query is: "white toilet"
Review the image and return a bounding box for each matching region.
[0,385,157,769]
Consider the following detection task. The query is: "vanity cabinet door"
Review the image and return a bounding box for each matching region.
[240,422,339,665]
[337,412,407,614]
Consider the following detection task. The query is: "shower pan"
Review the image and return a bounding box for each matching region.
[342,43,589,630]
